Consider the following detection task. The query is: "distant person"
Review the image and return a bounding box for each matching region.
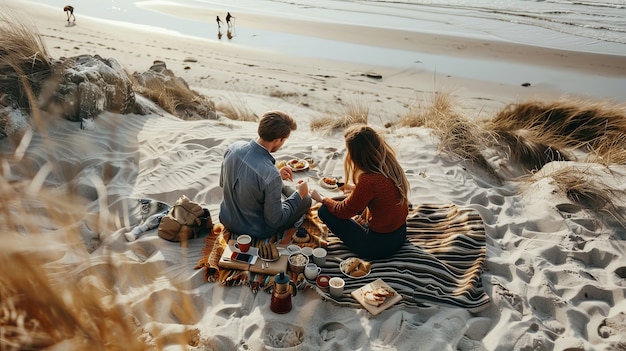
[219,110,312,239]
[227,28,233,40]
[216,15,223,30]
[310,124,410,260]
[226,12,233,27]
[64,5,75,22]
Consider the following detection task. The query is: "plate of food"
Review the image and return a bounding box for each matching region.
[258,242,280,262]
[287,158,309,171]
[339,257,371,279]
[319,176,338,189]
[350,278,401,315]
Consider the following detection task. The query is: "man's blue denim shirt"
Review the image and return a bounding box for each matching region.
[219,139,302,238]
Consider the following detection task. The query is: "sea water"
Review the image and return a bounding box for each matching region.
[34,0,626,99]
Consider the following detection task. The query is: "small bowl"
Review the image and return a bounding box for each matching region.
[316,274,331,288]
[300,246,313,258]
[287,244,301,254]
[288,252,309,274]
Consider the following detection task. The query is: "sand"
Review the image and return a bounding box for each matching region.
[2,0,626,350]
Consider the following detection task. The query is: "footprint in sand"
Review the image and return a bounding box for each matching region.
[319,322,349,342]
[200,335,237,350]
[262,321,304,349]
[598,312,626,343]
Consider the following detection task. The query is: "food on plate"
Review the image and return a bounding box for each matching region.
[340,257,371,278]
[322,177,337,185]
[363,286,396,306]
[288,159,306,169]
[276,160,287,169]
[259,242,279,260]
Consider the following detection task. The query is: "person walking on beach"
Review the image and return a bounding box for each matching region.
[64,5,75,22]
[310,124,410,260]
[226,12,233,27]
[216,15,223,30]
[219,110,312,239]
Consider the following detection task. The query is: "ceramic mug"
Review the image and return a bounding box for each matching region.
[312,247,327,266]
[235,234,252,252]
[304,263,322,280]
[328,277,345,298]
[301,246,313,259]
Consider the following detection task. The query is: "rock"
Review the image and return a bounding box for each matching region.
[364,72,383,79]
[132,61,217,121]
[39,54,136,121]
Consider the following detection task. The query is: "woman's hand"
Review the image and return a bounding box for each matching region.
[279,166,293,181]
[309,189,324,202]
[340,183,355,194]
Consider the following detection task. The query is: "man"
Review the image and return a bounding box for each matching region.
[219,110,311,239]
[226,12,233,27]
[64,5,76,22]
[216,15,222,30]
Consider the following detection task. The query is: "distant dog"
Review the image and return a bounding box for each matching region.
[64,5,75,22]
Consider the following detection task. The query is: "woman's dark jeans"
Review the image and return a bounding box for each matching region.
[318,204,406,260]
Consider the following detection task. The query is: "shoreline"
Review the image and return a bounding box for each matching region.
[9,0,626,109]
[143,2,626,78]
[22,1,626,102]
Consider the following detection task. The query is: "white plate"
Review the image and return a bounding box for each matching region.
[287,159,309,171]
[319,177,338,190]
[339,257,371,279]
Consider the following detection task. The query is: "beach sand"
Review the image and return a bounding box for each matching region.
[2,1,626,350]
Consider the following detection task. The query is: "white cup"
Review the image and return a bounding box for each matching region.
[312,247,327,266]
[304,263,322,280]
[287,244,301,254]
[328,277,345,298]
[235,234,252,252]
[301,246,313,258]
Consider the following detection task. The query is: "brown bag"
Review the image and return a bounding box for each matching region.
[158,195,213,244]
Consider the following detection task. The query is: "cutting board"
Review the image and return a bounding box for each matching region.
[350,278,402,316]
[218,240,289,275]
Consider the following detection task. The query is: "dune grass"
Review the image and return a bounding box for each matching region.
[309,98,369,132]
[0,14,51,112]
[215,98,259,122]
[131,67,217,121]
[0,18,196,351]
[486,99,626,169]
[527,165,626,229]
[400,91,502,183]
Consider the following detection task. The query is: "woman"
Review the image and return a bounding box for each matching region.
[310,124,410,259]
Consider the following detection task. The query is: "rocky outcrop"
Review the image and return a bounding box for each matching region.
[1,55,217,138]
[38,54,137,122]
[132,61,217,121]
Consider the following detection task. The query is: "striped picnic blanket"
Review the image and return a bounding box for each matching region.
[195,202,489,312]
[317,203,490,313]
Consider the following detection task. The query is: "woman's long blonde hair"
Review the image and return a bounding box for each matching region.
[343,124,409,204]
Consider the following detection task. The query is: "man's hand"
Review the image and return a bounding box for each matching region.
[296,179,308,199]
[279,166,293,181]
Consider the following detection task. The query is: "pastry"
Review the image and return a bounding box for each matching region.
[292,233,310,243]
[363,287,395,306]
[322,177,337,185]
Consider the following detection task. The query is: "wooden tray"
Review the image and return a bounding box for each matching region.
[350,278,402,316]
[219,240,288,275]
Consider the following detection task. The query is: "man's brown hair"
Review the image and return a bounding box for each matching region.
[258,110,297,141]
